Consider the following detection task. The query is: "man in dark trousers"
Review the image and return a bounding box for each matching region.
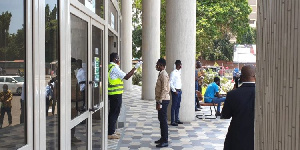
[108,52,142,139]
[154,58,170,148]
[221,65,256,150]
[170,60,183,126]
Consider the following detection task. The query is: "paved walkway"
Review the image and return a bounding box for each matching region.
[109,85,231,150]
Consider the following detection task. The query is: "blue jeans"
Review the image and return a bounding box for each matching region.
[158,100,169,143]
[171,90,182,123]
[212,97,226,112]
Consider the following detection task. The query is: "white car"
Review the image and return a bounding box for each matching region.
[0,76,24,95]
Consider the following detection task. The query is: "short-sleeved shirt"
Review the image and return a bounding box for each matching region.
[109,62,126,80]
[0,90,13,108]
[76,68,86,91]
[204,82,219,102]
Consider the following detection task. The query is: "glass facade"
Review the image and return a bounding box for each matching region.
[70,14,88,120]
[45,0,60,149]
[77,0,105,18]
[0,0,118,149]
[0,0,27,149]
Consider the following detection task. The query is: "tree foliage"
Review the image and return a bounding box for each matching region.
[196,0,251,60]
[0,11,25,61]
[210,35,234,61]
[132,0,142,59]
[45,4,58,63]
[237,27,256,44]
[132,0,252,61]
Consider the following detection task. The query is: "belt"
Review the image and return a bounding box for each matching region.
[176,89,181,92]
[79,81,86,84]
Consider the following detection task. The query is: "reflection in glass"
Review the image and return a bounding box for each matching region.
[71,14,88,119]
[45,1,60,149]
[0,0,26,149]
[108,0,118,31]
[92,109,103,149]
[71,119,88,149]
[92,26,103,105]
[77,0,104,18]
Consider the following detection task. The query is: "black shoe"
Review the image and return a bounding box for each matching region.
[215,111,221,116]
[156,142,168,148]
[170,122,178,126]
[154,139,162,144]
[176,121,183,124]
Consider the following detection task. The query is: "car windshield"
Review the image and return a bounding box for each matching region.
[13,77,24,82]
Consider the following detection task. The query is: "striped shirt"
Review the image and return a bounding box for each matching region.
[0,90,13,108]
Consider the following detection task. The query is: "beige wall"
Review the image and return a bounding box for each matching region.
[255,0,300,149]
[248,0,257,27]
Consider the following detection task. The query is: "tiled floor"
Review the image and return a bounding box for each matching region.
[109,85,231,150]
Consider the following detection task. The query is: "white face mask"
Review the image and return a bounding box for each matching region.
[3,89,8,92]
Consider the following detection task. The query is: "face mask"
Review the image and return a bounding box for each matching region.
[3,89,8,92]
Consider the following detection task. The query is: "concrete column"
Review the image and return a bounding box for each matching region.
[141,0,161,100]
[166,0,196,122]
[121,0,132,90]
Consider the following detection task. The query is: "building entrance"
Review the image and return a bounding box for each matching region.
[70,5,105,149]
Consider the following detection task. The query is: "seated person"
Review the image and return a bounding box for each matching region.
[204,77,226,116]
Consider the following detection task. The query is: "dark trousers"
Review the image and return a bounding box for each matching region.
[171,91,182,123]
[20,99,26,123]
[81,90,85,107]
[195,81,199,109]
[0,107,12,125]
[46,97,51,116]
[158,100,169,143]
[108,94,122,135]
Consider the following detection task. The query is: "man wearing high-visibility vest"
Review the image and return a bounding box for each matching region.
[108,52,143,139]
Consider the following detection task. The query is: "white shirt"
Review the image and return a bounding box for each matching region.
[109,62,126,80]
[170,69,182,92]
[76,68,86,91]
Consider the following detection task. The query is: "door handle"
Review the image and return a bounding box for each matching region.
[89,105,100,112]
[88,81,99,112]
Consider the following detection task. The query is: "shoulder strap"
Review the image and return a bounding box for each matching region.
[108,64,115,73]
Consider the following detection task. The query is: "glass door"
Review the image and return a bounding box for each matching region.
[70,5,105,150]
[90,20,104,150]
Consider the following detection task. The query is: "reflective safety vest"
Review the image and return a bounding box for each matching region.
[108,63,124,95]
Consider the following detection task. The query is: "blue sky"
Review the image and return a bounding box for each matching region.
[0,0,57,34]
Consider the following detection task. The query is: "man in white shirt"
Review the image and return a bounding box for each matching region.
[170,60,183,126]
[76,59,86,111]
[108,52,142,139]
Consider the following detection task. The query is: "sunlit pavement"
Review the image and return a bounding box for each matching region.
[109,85,231,150]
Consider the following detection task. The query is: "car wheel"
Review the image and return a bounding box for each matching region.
[17,87,22,95]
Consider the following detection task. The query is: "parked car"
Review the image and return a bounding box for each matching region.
[203,66,219,72]
[0,76,24,95]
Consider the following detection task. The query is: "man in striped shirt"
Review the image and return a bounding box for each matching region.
[0,84,13,128]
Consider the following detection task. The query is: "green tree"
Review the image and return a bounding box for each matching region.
[237,27,256,44]
[160,0,166,57]
[132,0,251,60]
[45,4,58,63]
[6,28,25,60]
[132,0,142,59]
[0,11,12,47]
[196,0,251,60]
